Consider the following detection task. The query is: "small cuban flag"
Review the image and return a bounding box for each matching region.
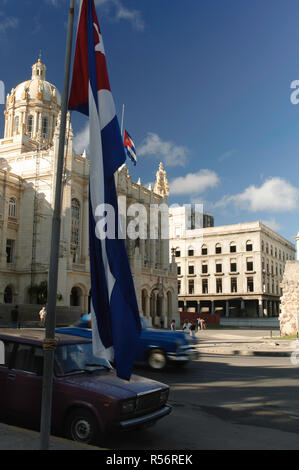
[124,130,137,166]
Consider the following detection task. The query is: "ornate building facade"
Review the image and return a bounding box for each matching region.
[0,59,178,327]
[170,206,296,318]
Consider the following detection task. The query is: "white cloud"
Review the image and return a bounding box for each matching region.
[0,12,19,34]
[169,170,220,196]
[138,132,189,167]
[95,0,145,30]
[216,177,299,212]
[74,122,89,155]
[261,218,282,232]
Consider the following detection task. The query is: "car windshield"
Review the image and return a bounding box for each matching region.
[55,342,112,376]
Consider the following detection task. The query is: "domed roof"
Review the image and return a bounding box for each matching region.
[9,59,61,107]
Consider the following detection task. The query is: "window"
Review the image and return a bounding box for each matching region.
[230,260,237,272]
[42,117,48,139]
[0,341,14,368]
[178,280,181,294]
[188,265,194,275]
[188,279,194,294]
[175,249,181,258]
[215,243,222,254]
[177,265,181,275]
[71,199,80,262]
[231,277,237,293]
[202,279,208,294]
[202,263,208,274]
[201,245,208,255]
[216,262,222,273]
[247,277,254,292]
[8,197,16,217]
[246,259,253,271]
[14,116,19,134]
[230,243,236,253]
[27,115,33,137]
[13,345,43,376]
[246,241,253,252]
[6,239,15,263]
[188,248,194,256]
[216,278,222,293]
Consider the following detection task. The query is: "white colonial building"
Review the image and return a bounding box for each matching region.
[0,59,178,327]
[169,206,296,318]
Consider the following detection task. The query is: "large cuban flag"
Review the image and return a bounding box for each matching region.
[68,0,141,380]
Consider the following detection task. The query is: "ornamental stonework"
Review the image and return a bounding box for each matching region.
[280,261,299,336]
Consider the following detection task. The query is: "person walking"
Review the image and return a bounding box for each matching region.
[170,319,176,331]
[39,306,47,327]
[10,305,19,329]
[190,321,196,338]
[197,316,201,331]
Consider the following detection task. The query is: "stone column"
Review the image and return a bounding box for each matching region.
[258,298,263,317]
[225,300,230,317]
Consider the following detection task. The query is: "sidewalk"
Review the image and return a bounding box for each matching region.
[0,422,101,450]
[195,328,295,357]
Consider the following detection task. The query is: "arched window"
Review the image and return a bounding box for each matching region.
[215,243,222,254]
[230,242,236,253]
[201,244,208,255]
[8,197,16,217]
[71,198,80,262]
[42,117,48,139]
[4,286,13,304]
[188,246,194,256]
[27,115,33,138]
[14,116,19,134]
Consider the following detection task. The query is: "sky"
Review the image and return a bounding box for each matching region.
[0,0,298,244]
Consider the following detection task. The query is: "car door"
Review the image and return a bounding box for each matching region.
[0,341,15,416]
[6,343,43,425]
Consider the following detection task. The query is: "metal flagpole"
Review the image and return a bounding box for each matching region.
[121,103,125,137]
[39,0,75,450]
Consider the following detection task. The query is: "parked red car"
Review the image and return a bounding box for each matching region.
[0,329,171,445]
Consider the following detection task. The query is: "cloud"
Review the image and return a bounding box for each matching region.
[218,149,236,162]
[169,170,220,196]
[216,177,299,212]
[261,218,282,232]
[0,12,19,34]
[74,122,89,155]
[94,0,145,30]
[138,132,189,167]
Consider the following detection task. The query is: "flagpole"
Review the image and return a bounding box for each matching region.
[121,103,125,137]
[39,0,75,450]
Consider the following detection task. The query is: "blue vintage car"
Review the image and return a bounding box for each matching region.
[56,316,198,371]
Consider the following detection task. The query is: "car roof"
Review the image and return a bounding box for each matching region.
[0,328,91,346]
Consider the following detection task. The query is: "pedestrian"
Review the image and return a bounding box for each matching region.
[170,319,175,331]
[190,321,196,338]
[183,320,191,333]
[10,305,19,329]
[160,317,164,329]
[201,318,206,330]
[197,316,201,331]
[39,306,47,327]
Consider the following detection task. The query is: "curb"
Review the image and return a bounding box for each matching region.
[198,348,292,357]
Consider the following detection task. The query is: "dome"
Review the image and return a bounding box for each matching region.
[9,59,61,108]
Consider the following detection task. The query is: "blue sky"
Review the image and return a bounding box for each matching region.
[0,0,298,244]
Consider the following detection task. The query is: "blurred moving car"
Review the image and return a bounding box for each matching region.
[57,315,198,371]
[0,329,171,445]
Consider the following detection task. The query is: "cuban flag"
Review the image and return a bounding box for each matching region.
[68,0,141,380]
[124,130,137,166]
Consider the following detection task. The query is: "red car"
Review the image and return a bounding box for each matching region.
[0,329,171,445]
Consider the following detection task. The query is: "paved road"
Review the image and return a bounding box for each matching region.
[101,331,299,450]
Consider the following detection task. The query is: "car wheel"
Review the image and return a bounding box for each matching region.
[65,408,100,445]
[148,349,167,370]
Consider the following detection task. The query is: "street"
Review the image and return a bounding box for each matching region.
[102,330,299,450]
